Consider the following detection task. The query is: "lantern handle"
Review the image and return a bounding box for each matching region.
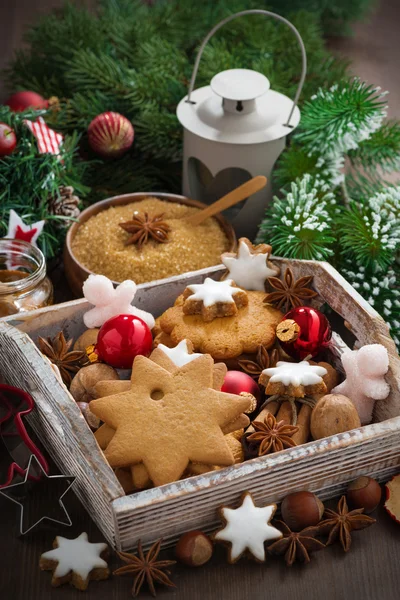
[186,9,307,127]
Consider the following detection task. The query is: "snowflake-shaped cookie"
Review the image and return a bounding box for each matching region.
[40,532,109,590]
[183,278,248,321]
[260,360,328,398]
[221,238,280,291]
[215,492,282,562]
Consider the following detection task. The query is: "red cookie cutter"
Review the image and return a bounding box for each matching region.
[0,384,49,488]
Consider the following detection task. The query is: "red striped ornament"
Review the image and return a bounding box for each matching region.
[87,112,134,159]
[24,117,63,155]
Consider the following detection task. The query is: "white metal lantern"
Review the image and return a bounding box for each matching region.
[177,10,307,239]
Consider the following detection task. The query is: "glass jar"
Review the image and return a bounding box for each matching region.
[0,239,53,317]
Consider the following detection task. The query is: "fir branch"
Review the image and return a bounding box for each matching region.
[339,186,400,269]
[297,79,388,157]
[348,119,400,173]
[257,174,336,260]
[340,260,400,347]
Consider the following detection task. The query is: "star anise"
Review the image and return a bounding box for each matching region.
[317,496,376,552]
[268,521,325,566]
[38,331,88,387]
[245,413,299,456]
[237,345,279,379]
[264,267,318,312]
[119,212,170,249]
[114,539,176,597]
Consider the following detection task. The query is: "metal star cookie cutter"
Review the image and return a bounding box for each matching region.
[0,454,75,535]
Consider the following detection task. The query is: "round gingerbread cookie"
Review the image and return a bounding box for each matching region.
[159,291,283,360]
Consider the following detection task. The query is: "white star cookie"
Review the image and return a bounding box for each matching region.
[215,492,282,562]
[263,361,327,387]
[221,238,280,291]
[83,274,155,330]
[157,339,203,367]
[259,360,328,398]
[40,532,109,590]
[182,278,248,322]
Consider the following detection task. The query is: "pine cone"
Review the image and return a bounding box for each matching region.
[48,186,80,227]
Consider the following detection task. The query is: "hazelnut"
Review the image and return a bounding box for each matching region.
[310,394,361,440]
[70,363,119,403]
[281,491,324,531]
[175,531,213,567]
[347,476,382,513]
[73,328,99,352]
[76,401,100,430]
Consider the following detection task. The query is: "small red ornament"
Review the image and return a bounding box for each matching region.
[0,122,17,157]
[95,314,152,369]
[5,91,47,112]
[87,112,134,159]
[276,306,331,360]
[221,370,261,405]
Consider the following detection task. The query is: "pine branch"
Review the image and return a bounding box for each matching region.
[348,119,400,173]
[296,79,388,157]
[339,186,400,269]
[257,174,336,260]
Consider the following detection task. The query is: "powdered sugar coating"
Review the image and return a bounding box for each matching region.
[262,360,327,387]
[83,274,155,329]
[186,278,244,307]
[158,339,203,367]
[333,344,390,424]
[215,492,282,562]
[222,240,277,291]
[41,532,108,580]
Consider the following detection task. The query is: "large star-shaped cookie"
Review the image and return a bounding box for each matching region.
[90,355,251,486]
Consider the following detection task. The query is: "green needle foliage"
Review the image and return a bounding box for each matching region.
[5,0,351,200]
[259,79,400,347]
[0,107,88,258]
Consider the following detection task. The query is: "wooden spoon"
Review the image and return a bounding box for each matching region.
[184,175,267,226]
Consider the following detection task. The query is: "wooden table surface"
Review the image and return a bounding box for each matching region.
[1,0,400,598]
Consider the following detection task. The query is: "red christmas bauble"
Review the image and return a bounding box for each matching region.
[0,123,17,157]
[87,112,134,159]
[277,306,331,360]
[95,314,152,369]
[5,91,47,112]
[221,370,261,405]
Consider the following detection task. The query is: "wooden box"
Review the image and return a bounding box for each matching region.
[0,259,399,551]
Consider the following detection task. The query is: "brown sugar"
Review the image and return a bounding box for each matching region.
[71,197,230,284]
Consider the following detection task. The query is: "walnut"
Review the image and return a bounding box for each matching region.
[73,329,99,352]
[70,363,119,403]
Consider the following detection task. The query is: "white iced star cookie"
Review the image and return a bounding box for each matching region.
[157,339,203,367]
[83,274,155,330]
[215,492,282,562]
[221,238,280,291]
[259,360,328,398]
[39,532,109,590]
[182,278,248,322]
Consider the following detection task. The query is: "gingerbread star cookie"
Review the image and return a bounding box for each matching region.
[90,354,251,486]
[39,533,109,590]
[182,278,248,321]
[221,238,280,291]
[214,492,282,563]
[94,344,250,489]
[259,360,328,398]
[159,290,283,360]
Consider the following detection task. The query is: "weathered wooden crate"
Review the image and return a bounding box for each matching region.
[0,258,400,551]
